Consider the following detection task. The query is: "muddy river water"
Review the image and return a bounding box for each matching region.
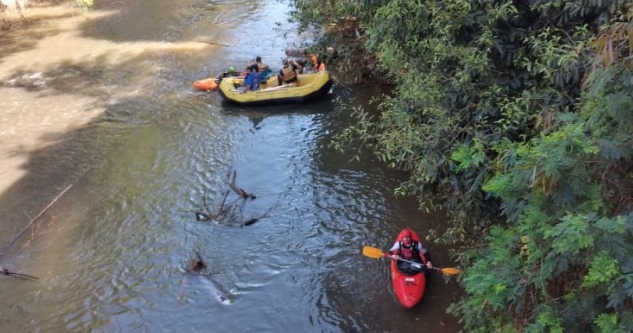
[0,0,462,332]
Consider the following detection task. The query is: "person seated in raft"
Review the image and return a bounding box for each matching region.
[239,65,260,93]
[232,66,248,89]
[299,50,317,72]
[386,229,433,275]
[314,58,326,72]
[282,48,311,73]
[277,58,299,86]
[294,50,320,72]
[254,56,272,83]
[290,58,304,74]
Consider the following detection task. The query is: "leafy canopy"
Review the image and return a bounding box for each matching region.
[289,0,633,331]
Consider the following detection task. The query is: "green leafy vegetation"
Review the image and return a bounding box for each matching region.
[76,0,94,10]
[290,0,633,331]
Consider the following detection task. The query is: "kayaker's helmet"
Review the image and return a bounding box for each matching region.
[282,58,289,65]
[402,230,413,243]
[227,66,235,75]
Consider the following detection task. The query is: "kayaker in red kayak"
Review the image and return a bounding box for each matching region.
[387,229,433,275]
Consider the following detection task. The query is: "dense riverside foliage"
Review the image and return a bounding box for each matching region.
[290,0,633,331]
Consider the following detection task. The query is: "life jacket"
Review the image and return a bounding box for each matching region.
[281,65,297,82]
[397,241,425,263]
[257,63,272,82]
[256,62,269,72]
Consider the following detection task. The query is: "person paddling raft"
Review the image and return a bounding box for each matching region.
[386,229,433,275]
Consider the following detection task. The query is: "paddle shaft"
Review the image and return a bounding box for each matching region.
[363,246,462,275]
[389,256,423,269]
[393,259,461,275]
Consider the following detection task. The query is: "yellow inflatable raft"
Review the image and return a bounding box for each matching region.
[217,71,333,105]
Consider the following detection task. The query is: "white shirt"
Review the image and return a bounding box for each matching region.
[388,241,428,254]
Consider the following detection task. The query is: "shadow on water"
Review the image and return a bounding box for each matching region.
[3,54,146,97]
[0,0,238,251]
[0,17,67,61]
[0,56,156,232]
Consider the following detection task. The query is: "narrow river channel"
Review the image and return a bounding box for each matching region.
[0,0,462,332]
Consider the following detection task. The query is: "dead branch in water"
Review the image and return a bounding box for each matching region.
[195,170,259,225]
[219,189,230,211]
[202,188,211,213]
[1,268,38,280]
[184,250,207,273]
[194,211,213,221]
[0,182,74,258]
[197,40,230,47]
[241,217,259,227]
[195,187,232,221]
[228,170,256,199]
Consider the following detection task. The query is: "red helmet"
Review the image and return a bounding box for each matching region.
[402,229,413,238]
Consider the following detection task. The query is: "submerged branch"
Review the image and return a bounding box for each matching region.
[197,40,230,47]
[1,182,74,258]
[228,171,256,199]
[1,268,38,280]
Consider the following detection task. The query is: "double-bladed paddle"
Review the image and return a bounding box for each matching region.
[362,245,462,276]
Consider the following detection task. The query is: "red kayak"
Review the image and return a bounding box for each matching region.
[390,229,427,308]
